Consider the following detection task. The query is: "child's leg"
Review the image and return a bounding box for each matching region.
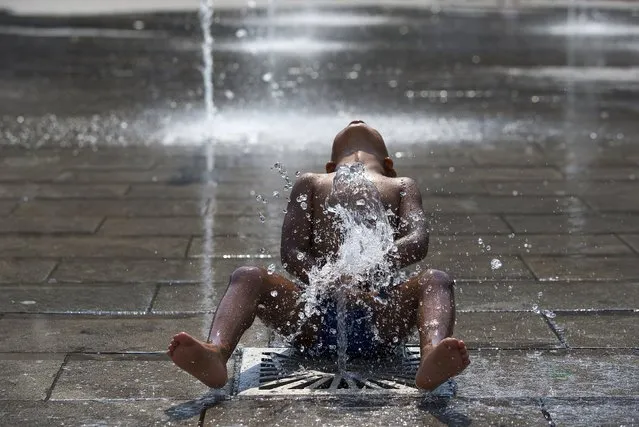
[372,269,470,390]
[168,266,313,387]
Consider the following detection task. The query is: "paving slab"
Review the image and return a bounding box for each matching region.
[203,398,547,426]
[13,199,204,217]
[51,357,210,400]
[470,143,548,166]
[583,193,639,212]
[451,312,559,349]
[457,349,639,398]
[0,357,64,400]
[99,217,204,236]
[0,284,155,314]
[204,215,284,237]
[619,234,639,253]
[0,168,62,183]
[580,167,639,181]
[189,236,280,257]
[426,196,589,214]
[2,151,157,171]
[127,183,285,200]
[426,254,534,281]
[484,181,639,197]
[543,397,639,426]
[0,236,190,258]
[0,400,197,426]
[554,313,639,348]
[416,181,489,196]
[429,214,512,235]
[0,184,129,199]
[405,166,563,181]
[0,216,103,234]
[456,281,639,311]
[128,184,208,200]
[153,283,227,313]
[55,169,187,184]
[504,214,639,234]
[207,200,294,216]
[524,256,639,281]
[52,259,202,283]
[432,234,631,256]
[0,260,56,283]
[0,314,207,352]
[0,201,16,215]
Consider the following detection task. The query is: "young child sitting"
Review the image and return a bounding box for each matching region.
[168,120,470,390]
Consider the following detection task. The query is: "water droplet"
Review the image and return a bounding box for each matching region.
[262,72,273,82]
[256,194,264,202]
[270,290,278,297]
[235,28,247,38]
[295,171,301,177]
[296,194,308,202]
[399,191,407,197]
[537,291,543,298]
[258,212,266,223]
[297,252,305,260]
[532,304,540,314]
[356,199,366,206]
[300,201,308,210]
[267,264,276,275]
[490,258,502,270]
[272,191,280,198]
[478,238,484,245]
[543,310,556,319]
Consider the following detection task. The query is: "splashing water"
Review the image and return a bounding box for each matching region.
[200,0,217,340]
[301,163,397,369]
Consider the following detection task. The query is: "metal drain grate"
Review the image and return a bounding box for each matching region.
[235,347,456,398]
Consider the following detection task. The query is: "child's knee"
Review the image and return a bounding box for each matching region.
[419,269,454,290]
[230,266,263,284]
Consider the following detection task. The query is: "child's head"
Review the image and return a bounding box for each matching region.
[327,121,397,177]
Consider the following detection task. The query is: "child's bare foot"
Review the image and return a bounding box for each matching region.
[167,332,228,388]
[415,337,470,390]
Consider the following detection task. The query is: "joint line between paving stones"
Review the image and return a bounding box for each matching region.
[615,233,639,255]
[197,408,207,427]
[185,236,195,258]
[44,261,60,283]
[93,216,108,233]
[122,184,133,196]
[147,284,162,314]
[539,398,556,427]
[516,254,540,280]
[497,213,517,234]
[45,353,70,402]
[540,310,568,348]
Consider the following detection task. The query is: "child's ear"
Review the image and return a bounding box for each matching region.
[384,157,397,177]
[326,161,337,173]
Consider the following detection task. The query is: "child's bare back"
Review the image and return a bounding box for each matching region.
[167,121,470,391]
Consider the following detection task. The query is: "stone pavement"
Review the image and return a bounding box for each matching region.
[1,2,639,426]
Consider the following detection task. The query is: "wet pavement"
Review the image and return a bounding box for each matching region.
[1,1,639,426]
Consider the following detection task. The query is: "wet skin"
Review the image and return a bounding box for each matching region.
[168,121,470,390]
